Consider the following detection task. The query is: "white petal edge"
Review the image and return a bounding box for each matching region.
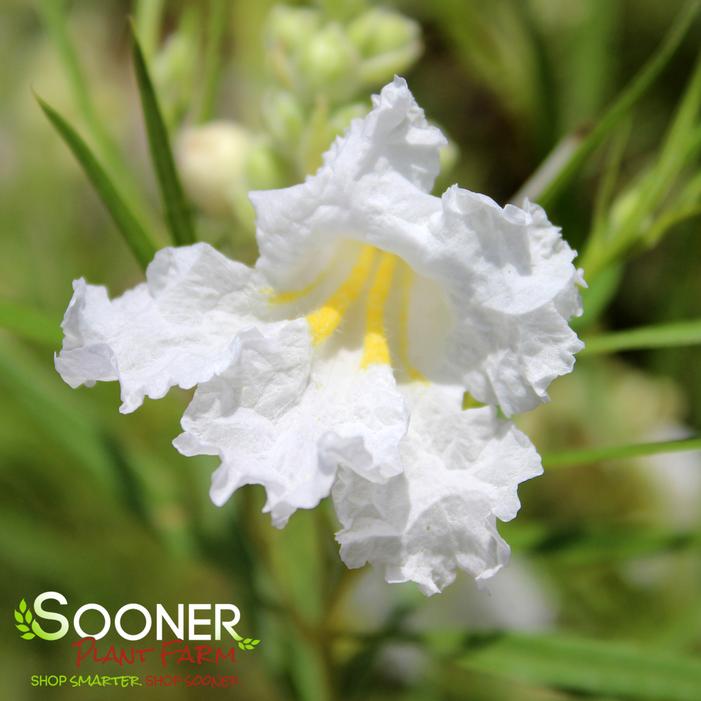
[55,243,269,413]
[333,384,543,595]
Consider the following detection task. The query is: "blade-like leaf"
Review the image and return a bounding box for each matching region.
[134,0,165,60]
[37,96,157,270]
[506,522,701,564]
[582,319,701,355]
[439,631,701,701]
[535,1,700,209]
[199,0,229,122]
[542,436,701,469]
[131,30,196,246]
[37,1,153,229]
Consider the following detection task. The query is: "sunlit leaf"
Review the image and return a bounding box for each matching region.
[582,319,701,355]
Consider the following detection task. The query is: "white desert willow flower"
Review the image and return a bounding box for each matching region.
[56,78,583,594]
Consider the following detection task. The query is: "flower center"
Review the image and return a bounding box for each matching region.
[271,244,426,379]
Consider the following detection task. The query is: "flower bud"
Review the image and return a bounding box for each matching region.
[265,5,322,53]
[262,90,305,147]
[347,9,421,86]
[175,121,251,217]
[244,141,288,190]
[264,6,322,86]
[225,140,289,230]
[296,23,360,101]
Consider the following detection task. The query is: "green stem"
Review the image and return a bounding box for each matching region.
[581,319,701,355]
[542,437,701,469]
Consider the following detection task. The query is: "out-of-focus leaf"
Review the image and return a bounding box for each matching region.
[131,30,196,246]
[542,436,701,469]
[37,0,152,227]
[506,522,701,564]
[134,0,165,60]
[582,319,701,355]
[37,96,157,270]
[536,1,700,210]
[0,303,61,347]
[199,0,228,122]
[436,631,701,701]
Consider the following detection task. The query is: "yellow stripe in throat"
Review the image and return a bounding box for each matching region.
[398,263,427,381]
[361,252,397,367]
[307,245,377,345]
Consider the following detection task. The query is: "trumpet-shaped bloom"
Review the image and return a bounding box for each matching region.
[56,77,582,591]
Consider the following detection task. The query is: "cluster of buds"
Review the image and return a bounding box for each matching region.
[175,3,424,223]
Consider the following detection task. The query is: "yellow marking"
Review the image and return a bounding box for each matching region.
[398,263,427,381]
[361,252,397,368]
[307,246,377,345]
[269,275,323,305]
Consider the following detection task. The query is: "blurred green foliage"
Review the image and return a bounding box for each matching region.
[1,1,701,699]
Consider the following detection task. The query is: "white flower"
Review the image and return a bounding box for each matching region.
[56,77,582,591]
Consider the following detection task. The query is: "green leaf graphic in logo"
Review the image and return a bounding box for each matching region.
[14,598,51,641]
[230,628,261,652]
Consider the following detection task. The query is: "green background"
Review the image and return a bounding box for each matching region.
[1,1,701,699]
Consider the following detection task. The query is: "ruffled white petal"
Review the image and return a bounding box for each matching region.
[333,384,542,595]
[413,189,584,416]
[55,243,269,413]
[250,76,447,291]
[174,325,408,528]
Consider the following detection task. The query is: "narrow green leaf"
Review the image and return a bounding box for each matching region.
[581,319,701,355]
[37,96,157,270]
[16,624,29,633]
[21,633,35,640]
[0,302,62,347]
[26,610,33,624]
[536,1,700,209]
[199,0,229,122]
[131,30,196,246]
[542,437,701,469]
[443,631,701,701]
[506,522,701,563]
[14,611,22,624]
[37,1,153,229]
[19,599,27,613]
[134,0,165,60]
